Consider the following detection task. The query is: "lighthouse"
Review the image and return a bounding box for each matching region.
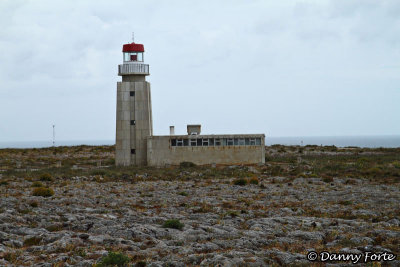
[115,41,153,166]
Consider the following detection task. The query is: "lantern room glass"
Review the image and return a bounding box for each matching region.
[123,52,144,62]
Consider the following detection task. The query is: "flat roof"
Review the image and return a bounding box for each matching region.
[150,134,265,138]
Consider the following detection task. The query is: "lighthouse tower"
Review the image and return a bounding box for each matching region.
[116,41,153,166]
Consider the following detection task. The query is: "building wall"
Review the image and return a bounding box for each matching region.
[116,79,152,166]
[147,135,265,166]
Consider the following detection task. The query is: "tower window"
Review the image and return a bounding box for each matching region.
[130,91,135,96]
[131,149,136,154]
[131,120,136,125]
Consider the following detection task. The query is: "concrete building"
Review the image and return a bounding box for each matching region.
[116,40,265,167]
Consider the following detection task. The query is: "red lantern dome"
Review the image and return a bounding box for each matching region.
[122,42,144,52]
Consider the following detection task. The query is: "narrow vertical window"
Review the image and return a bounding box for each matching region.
[131,149,136,154]
[130,120,136,125]
[130,91,135,96]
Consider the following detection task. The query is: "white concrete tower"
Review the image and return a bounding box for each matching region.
[116,41,153,166]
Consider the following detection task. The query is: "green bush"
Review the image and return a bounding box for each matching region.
[39,173,53,181]
[32,187,54,197]
[322,176,334,183]
[178,191,188,196]
[233,178,247,186]
[162,219,184,230]
[97,251,130,267]
[32,181,43,187]
[29,200,39,208]
[338,200,352,206]
[249,177,259,184]
[135,261,147,267]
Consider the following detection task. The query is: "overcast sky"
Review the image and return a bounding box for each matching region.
[0,0,399,142]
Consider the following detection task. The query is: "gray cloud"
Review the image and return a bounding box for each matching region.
[0,0,399,142]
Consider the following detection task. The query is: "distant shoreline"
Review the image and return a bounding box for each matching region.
[1,135,400,149]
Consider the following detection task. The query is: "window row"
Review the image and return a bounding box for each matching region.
[171,138,262,147]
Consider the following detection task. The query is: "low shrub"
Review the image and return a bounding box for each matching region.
[23,236,42,246]
[135,261,147,267]
[233,178,247,186]
[322,176,334,183]
[46,224,62,232]
[97,251,130,267]
[39,173,53,181]
[162,219,184,230]
[228,211,239,217]
[249,177,259,184]
[32,187,54,197]
[29,200,39,208]
[179,161,196,168]
[338,200,352,206]
[32,181,43,187]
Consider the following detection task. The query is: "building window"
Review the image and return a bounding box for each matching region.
[238,138,245,146]
[130,120,135,125]
[190,139,197,146]
[171,139,176,146]
[197,139,202,146]
[131,149,136,154]
[177,139,184,147]
[245,138,250,145]
[124,52,143,62]
[209,138,214,146]
[256,138,261,145]
[183,139,189,146]
[227,138,234,146]
[215,139,221,146]
[130,91,135,96]
[202,138,209,146]
[250,138,256,145]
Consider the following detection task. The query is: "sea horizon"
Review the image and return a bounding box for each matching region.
[1,135,399,149]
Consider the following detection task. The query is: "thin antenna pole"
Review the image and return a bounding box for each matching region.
[52,125,55,147]
[132,32,134,42]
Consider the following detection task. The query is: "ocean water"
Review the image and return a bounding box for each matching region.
[265,136,400,148]
[0,140,114,149]
[0,136,399,149]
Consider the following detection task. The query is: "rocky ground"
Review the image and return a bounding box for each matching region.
[0,146,399,266]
